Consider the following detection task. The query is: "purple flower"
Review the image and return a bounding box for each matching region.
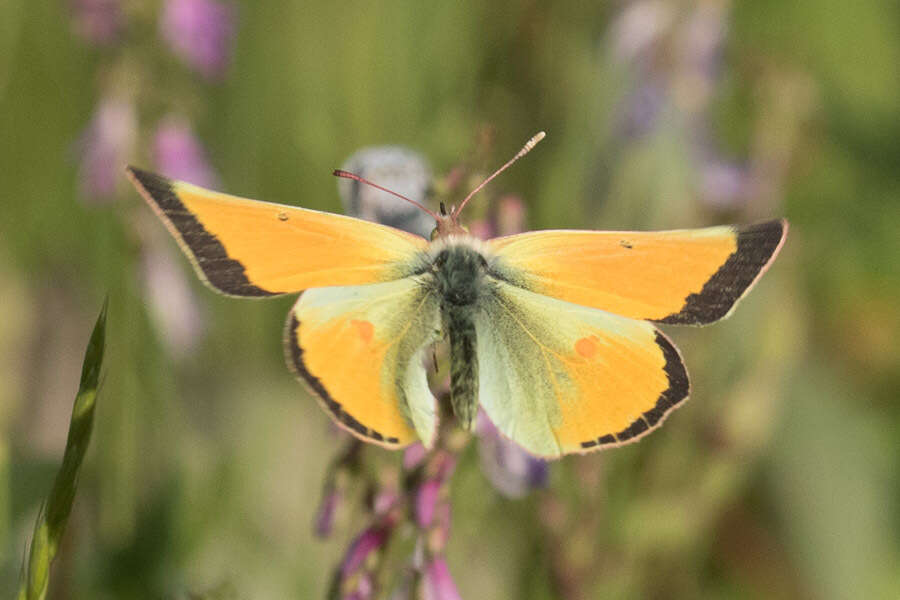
[467,219,493,241]
[140,234,206,357]
[609,1,672,63]
[494,195,526,236]
[77,97,136,201]
[430,451,456,481]
[161,0,236,80]
[313,486,340,538]
[477,412,547,499]
[153,115,218,188]
[423,558,461,600]
[69,0,123,45]
[469,194,526,241]
[373,488,398,516]
[700,160,750,209]
[342,526,388,577]
[681,2,727,87]
[427,501,452,552]
[615,79,666,141]
[403,443,426,470]
[415,480,440,528]
[346,574,375,600]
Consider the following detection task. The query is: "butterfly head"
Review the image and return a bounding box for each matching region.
[430,201,468,239]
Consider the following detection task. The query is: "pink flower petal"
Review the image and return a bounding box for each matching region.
[423,558,461,600]
[161,0,236,80]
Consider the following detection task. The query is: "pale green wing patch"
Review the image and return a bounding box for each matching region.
[474,280,690,459]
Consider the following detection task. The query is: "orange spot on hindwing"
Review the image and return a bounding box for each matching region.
[575,336,598,358]
[351,319,374,343]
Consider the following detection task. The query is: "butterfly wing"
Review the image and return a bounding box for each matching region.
[127,167,428,297]
[487,220,787,324]
[285,276,442,448]
[474,279,689,458]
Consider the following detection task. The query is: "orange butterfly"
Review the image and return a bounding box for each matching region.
[127,133,786,458]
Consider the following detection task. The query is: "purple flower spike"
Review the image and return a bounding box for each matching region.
[153,115,218,188]
[415,480,440,528]
[161,0,236,80]
[342,526,388,577]
[70,0,123,45]
[78,97,136,201]
[423,558,462,600]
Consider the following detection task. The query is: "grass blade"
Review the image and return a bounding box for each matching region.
[18,298,107,600]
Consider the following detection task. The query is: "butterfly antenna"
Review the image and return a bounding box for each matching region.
[453,131,545,218]
[333,169,440,221]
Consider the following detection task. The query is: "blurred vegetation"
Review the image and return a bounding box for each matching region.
[2,1,898,598]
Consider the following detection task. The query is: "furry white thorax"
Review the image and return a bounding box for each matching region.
[425,234,492,260]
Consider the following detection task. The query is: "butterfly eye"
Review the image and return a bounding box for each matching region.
[430,227,440,241]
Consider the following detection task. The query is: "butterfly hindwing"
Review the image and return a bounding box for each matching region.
[474,279,689,458]
[285,276,442,448]
[127,167,428,297]
[487,220,787,325]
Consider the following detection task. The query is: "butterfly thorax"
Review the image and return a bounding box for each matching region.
[432,243,488,306]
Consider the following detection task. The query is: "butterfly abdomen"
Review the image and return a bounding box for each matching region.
[445,306,478,430]
[432,242,489,431]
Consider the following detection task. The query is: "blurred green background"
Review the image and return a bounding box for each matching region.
[2,1,898,598]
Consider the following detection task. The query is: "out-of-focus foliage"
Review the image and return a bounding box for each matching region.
[1,1,897,598]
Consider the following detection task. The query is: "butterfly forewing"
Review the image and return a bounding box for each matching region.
[487,220,787,325]
[127,167,428,297]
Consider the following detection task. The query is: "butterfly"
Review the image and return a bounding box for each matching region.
[126,132,787,459]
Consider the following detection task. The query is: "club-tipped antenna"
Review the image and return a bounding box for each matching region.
[333,169,441,221]
[453,131,545,218]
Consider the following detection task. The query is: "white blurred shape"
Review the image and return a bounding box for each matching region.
[338,146,434,238]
